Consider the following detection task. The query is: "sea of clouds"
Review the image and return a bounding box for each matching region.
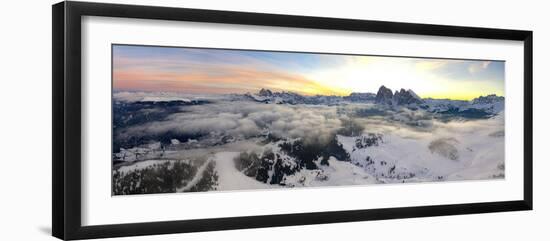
[115,93,504,151]
[113,92,506,189]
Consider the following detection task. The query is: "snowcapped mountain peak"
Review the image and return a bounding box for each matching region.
[468,94,505,114]
[344,92,376,102]
[258,88,273,97]
[471,94,504,105]
[244,89,306,104]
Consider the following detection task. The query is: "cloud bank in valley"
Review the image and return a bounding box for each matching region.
[116,98,504,151]
[118,101,344,145]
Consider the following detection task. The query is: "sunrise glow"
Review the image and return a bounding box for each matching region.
[113,45,504,100]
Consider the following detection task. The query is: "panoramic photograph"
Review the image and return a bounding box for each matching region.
[111,44,505,195]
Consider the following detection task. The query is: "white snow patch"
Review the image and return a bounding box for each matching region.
[283,157,377,187]
[116,160,183,175]
[212,152,272,191]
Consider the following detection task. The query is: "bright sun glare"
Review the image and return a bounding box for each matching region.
[303,57,501,100]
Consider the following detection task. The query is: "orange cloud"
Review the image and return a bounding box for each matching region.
[113,64,342,96]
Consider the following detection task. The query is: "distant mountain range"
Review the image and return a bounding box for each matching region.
[240,86,504,115]
[115,85,504,117]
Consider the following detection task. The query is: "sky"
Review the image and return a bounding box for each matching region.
[113,45,505,100]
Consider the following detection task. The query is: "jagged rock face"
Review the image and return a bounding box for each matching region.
[394,89,424,105]
[258,88,273,97]
[375,85,394,104]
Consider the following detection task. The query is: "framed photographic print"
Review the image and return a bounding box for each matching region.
[52,1,533,240]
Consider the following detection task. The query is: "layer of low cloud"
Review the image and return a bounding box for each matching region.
[119,101,344,145]
[117,99,504,150]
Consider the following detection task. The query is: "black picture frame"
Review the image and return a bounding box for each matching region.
[52,1,533,240]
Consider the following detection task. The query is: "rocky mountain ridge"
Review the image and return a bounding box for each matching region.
[242,86,503,115]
